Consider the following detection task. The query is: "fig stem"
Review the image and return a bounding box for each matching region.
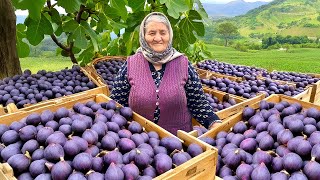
[25,151,31,159]
[311,156,316,161]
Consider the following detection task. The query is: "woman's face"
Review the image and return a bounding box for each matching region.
[145,21,170,53]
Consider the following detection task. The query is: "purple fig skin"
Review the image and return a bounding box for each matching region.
[219,165,233,177]
[252,150,272,166]
[71,136,88,151]
[45,131,67,146]
[1,130,19,145]
[1,143,21,161]
[240,138,257,153]
[87,172,104,180]
[251,163,270,180]
[105,162,124,180]
[29,159,47,177]
[160,137,183,153]
[82,129,99,145]
[134,149,152,169]
[68,172,86,180]
[187,143,203,157]
[290,172,308,180]
[64,140,80,157]
[37,127,54,144]
[7,154,31,174]
[271,157,283,172]
[283,153,303,172]
[154,153,172,175]
[223,149,243,169]
[101,135,116,150]
[103,150,123,166]
[118,129,132,139]
[18,172,33,180]
[131,134,145,147]
[147,131,159,139]
[44,143,64,162]
[236,163,253,180]
[143,166,157,178]
[111,114,127,127]
[311,144,320,161]
[118,138,136,153]
[72,152,93,172]
[304,160,320,180]
[22,139,39,154]
[233,121,247,134]
[34,173,51,180]
[295,140,312,156]
[122,163,140,180]
[51,161,72,180]
[19,125,37,141]
[92,157,104,172]
[85,145,100,157]
[128,121,143,134]
[271,172,288,180]
[172,152,189,166]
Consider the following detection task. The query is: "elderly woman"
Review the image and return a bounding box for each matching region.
[110,12,221,135]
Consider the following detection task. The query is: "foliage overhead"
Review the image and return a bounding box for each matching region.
[13,0,212,65]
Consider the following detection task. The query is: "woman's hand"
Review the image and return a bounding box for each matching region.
[209,120,223,130]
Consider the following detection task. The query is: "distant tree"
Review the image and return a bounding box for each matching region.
[216,22,238,46]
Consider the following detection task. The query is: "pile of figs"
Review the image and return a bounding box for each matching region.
[0,100,204,179]
[0,65,97,109]
[196,60,267,80]
[262,71,319,88]
[94,59,125,91]
[201,77,305,98]
[205,93,237,112]
[198,100,320,179]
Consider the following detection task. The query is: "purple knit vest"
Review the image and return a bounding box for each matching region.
[127,52,192,135]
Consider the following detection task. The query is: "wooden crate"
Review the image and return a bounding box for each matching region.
[310,80,320,105]
[198,70,243,83]
[293,85,314,103]
[0,163,15,180]
[0,93,217,180]
[0,105,6,116]
[84,56,127,95]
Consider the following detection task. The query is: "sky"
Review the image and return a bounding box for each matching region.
[15,0,274,15]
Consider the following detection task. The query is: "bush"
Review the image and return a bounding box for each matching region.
[233,42,248,52]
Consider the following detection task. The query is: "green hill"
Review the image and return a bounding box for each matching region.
[220,0,320,37]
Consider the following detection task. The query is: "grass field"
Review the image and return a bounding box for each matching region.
[20,45,320,74]
[206,44,320,74]
[20,57,73,73]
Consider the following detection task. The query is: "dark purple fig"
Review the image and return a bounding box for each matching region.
[226,132,235,142]
[271,172,288,180]
[128,121,143,134]
[10,121,26,132]
[243,107,255,120]
[223,149,243,169]
[31,148,44,161]
[34,173,51,180]
[308,131,320,146]
[119,107,133,119]
[29,159,46,177]
[87,172,104,180]
[311,144,320,161]
[268,123,285,138]
[281,106,296,117]
[256,122,269,133]
[172,152,189,166]
[1,143,21,161]
[295,140,312,156]
[0,124,9,137]
[252,150,272,166]
[101,135,116,150]
[105,162,124,180]
[249,114,265,127]
[68,172,86,180]
[45,121,59,131]
[92,157,104,172]
[147,131,159,139]
[58,117,73,126]
[230,134,245,147]
[72,152,93,172]
[138,175,153,180]
[154,153,172,174]
[149,138,160,147]
[131,134,145,147]
[107,131,120,143]
[233,121,247,134]
[58,124,72,136]
[303,160,320,180]
[71,136,89,151]
[283,152,303,172]
[103,150,123,166]
[111,114,127,127]
[91,122,108,139]
[7,153,31,173]
[26,113,41,125]
[289,172,307,180]
[82,129,98,145]
[216,131,228,139]
[44,143,64,161]
[143,166,156,178]
[244,152,253,164]
[138,144,154,157]
[304,124,317,136]
[85,145,99,157]
[160,137,183,153]
[1,130,19,145]
[268,114,281,123]
[122,163,139,180]
[119,138,136,153]
[251,163,270,180]
[277,129,293,145]
[94,114,108,123]
[71,119,88,134]
[260,109,272,120]
[106,122,120,132]
[243,129,257,139]
[198,137,216,146]
[287,119,304,134]
[51,161,72,180]
[240,138,257,153]
[22,139,39,154]
[55,107,69,119]
[306,108,320,120]
[274,103,285,112]
[221,143,238,158]
[259,100,269,110]
[141,132,149,143]
[19,125,37,141]
[276,145,291,157]
[37,127,54,144]
[219,165,232,177]
[64,140,80,157]
[271,156,283,172]
[134,149,151,169]
[259,134,274,150]
[46,131,67,146]
[287,136,304,151]
[118,129,132,139]
[18,172,33,180]
[187,143,203,157]
[106,100,117,110]
[303,117,317,126]
[154,146,167,155]
[236,163,253,180]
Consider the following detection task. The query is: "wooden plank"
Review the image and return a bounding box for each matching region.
[293,85,313,103]
[310,80,320,104]
[0,92,217,180]
[0,163,15,180]
[0,105,6,116]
